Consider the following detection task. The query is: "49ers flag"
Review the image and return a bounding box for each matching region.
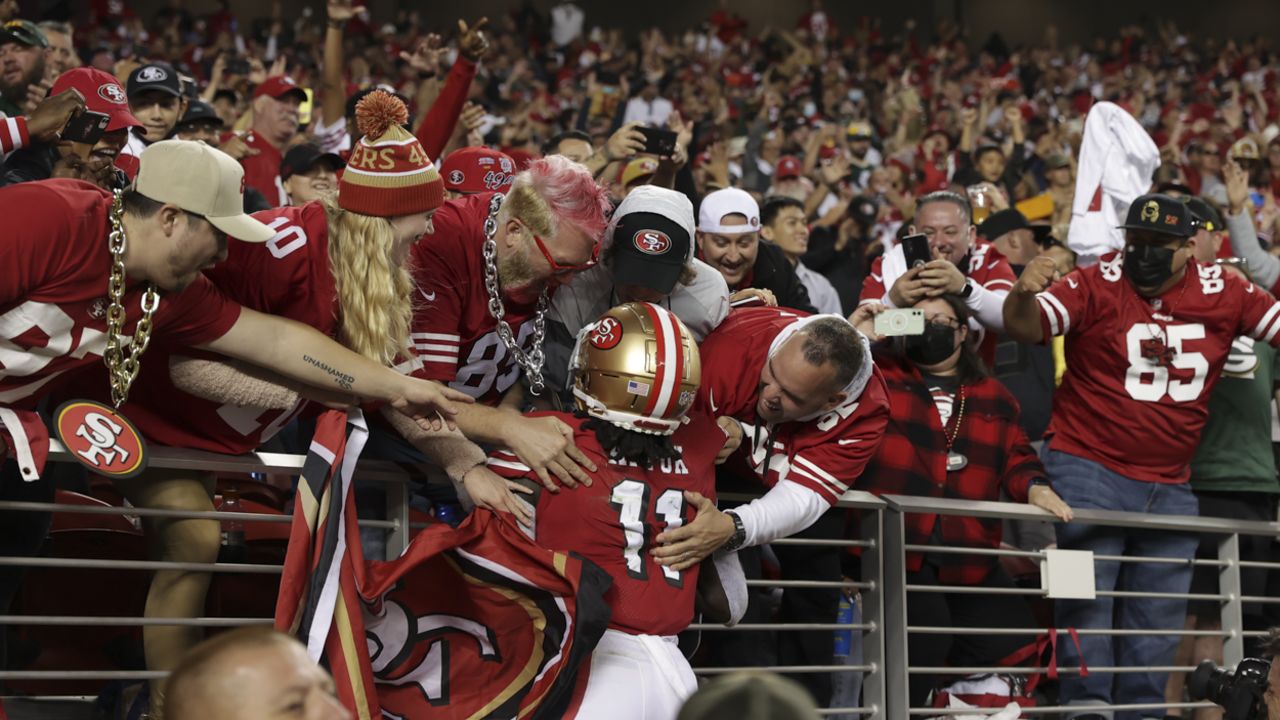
[275,409,611,719]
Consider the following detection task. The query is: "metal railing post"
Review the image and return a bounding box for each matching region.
[1218,532,1244,665]
[384,471,410,560]
[881,505,910,720]
[860,504,887,720]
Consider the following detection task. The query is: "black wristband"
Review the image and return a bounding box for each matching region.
[723,510,747,553]
[417,70,437,80]
[326,19,345,29]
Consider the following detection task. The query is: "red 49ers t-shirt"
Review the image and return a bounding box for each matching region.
[227,131,287,208]
[487,411,722,636]
[104,202,338,451]
[0,180,241,410]
[1036,253,1280,482]
[409,193,542,405]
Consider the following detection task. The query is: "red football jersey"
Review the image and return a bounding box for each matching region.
[693,307,890,505]
[0,180,240,410]
[1036,254,1280,483]
[487,411,722,637]
[231,131,287,208]
[409,193,542,405]
[861,239,1015,363]
[110,203,337,451]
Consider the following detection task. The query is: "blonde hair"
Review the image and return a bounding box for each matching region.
[322,198,414,366]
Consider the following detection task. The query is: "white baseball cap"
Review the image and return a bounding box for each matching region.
[698,187,760,235]
[135,140,275,243]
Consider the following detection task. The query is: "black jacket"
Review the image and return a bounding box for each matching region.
[740,240,817,314]
[0,144,129,189]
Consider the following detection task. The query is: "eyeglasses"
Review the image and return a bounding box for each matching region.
[526,221,600,275]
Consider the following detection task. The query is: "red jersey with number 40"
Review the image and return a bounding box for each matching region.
[1036,254,1280,483]
[0,180,240,410]
[109,203,337,451]
[409,193,543,405]
[694,307,890,505]
[486,411,722,637]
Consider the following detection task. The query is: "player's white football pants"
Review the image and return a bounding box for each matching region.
[573,628,697,719]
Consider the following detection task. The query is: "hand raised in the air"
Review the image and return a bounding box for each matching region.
[1013,255,1059,296]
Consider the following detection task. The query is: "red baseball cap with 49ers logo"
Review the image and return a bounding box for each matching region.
[439,146,516,196]
[51,67,143,134]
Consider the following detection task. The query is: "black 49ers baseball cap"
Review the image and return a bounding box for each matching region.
[1118,193,1195,238]
[609,186,695,296]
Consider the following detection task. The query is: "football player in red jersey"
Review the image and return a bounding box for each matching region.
[410,154,614,489]
[1004,193,1280,714]
[0,138,471,713]
[650,306,889,567]
[861,191,1016,364]
[485,303,744,719]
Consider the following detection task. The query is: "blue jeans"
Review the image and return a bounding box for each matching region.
[1043,445,1200,720]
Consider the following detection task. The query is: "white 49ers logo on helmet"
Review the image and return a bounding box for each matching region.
[589,317,623,349]
[633,230,671,255]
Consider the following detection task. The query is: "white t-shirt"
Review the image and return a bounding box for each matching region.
[622,96,674,127]
[550,3,585,48]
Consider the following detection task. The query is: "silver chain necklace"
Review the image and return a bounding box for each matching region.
[481,193,548,396]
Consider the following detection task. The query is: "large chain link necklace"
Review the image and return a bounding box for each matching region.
[103,189,161,408]
[481,193,548,396]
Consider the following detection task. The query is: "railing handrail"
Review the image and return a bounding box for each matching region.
[883,493,1280,536]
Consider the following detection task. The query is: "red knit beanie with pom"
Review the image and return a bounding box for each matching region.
[338,91,444,217]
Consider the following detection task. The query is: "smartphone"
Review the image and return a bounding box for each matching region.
[874,308,925,337]
[62,110,110,145]
[298,88,314,126]
[901,233,931,270]
[636,126,678,157]
[226,57,251,76]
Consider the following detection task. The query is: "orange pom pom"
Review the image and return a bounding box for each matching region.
[355,90,409,139]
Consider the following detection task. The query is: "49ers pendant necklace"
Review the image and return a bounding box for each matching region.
[944,386,968,473]
[54,190,152,480]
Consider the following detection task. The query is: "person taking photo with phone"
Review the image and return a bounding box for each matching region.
[859,191,1017,363]
[850,295,1072,708]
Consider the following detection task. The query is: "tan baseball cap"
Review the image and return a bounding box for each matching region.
[135,140,275,243]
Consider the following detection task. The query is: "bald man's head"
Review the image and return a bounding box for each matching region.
[166,627,350,720]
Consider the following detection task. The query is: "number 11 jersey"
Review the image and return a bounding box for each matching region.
[1035,254,1280,483]
[486,411,723,637]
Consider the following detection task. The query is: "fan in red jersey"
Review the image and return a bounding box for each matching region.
[485,302,746,720]
[649,306,890,570]
[860,191,1016,364]
[0,137,470,717]
[409,154,614,489]
[1004,193,1280,712]
[47,93,483,715]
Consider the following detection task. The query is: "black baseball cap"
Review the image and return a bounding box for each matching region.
[977,208,1029,240]
[611,211,691,295]
[172,99,224,133]
[1118,193,1195,238]
[127,62,183,99]
[1184,197,1224,233]
[280,143,345,180]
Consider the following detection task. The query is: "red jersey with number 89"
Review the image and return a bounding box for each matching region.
[1036,254,1280,483]
[409,193,543,405]
[486,411,721,636]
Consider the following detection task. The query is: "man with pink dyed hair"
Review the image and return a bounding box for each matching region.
[407,154,613,504]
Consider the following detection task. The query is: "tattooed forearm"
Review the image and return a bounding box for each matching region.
[303,354,355,391]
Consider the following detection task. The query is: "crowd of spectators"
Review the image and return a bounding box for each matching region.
[6,0,1280,717]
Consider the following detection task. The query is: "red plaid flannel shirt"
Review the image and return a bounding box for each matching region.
[859,352,1047,585]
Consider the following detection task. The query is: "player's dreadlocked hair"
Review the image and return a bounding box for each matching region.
[321,198,415,366]
[580,414,680,468]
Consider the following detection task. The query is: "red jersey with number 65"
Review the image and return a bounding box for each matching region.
[102,202,337,451]
[409,193,541,405]
[0,180,240,411]
[694,307,890,505]
[1036,254,1280,483]
[486,411,722,637]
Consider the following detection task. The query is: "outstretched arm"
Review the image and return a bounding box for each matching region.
[199,308,472,431]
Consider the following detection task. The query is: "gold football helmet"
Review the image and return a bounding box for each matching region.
[571,302,702,435]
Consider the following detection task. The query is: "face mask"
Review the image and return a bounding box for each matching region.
[1123,243,1177,288]
[905,322,959,366]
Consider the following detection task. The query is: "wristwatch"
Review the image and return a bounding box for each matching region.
[722,510,747,552]
[958,277,975,299]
